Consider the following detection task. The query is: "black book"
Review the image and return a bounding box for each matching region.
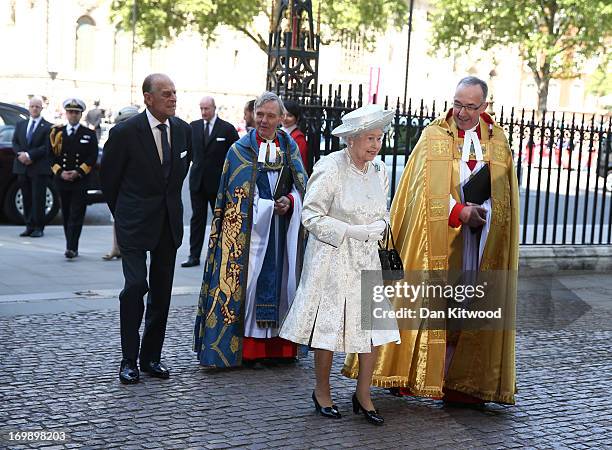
[273,165,293,200]
[462,163,491,205]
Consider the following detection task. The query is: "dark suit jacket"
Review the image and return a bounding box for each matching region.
[101,111,192,250]
[189,117,239,195]
[12,118,52,175]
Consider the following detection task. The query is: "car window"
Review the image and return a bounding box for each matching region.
[0,125,15,144]
[0,107,28,126]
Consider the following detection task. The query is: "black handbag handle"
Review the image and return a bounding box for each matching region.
[379,222,396,251]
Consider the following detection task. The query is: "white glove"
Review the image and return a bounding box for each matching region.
[368,219,387,238]
[346,220,386,242]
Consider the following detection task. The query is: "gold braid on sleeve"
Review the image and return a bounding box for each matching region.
[50,126,63,156]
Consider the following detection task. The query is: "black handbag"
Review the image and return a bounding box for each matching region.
[378,223,404,280]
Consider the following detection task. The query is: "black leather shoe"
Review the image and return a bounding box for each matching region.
[19,229,33,237]
[30,230,44,238]
[141,361,170,379]
[312,391,341,419]
[64,250,78,259]
[181,257,200,268]
[352,393,384,425]
[119,359,139,384]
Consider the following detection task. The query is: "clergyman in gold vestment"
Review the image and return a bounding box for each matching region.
[343,76,519,404]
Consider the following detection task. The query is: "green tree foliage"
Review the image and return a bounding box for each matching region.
[428,0,612,111]
[586,54,611,111]
[111,0,407,53]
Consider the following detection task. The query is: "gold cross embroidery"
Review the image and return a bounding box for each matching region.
[432,141,447,156]
[430,199,445,218]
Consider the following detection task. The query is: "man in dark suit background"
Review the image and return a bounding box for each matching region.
[101,73,192,384]
[181,96,239,268]
[12,97,52,237]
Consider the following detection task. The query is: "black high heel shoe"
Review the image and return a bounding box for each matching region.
[312,391,341,419]
[352,393,384,425]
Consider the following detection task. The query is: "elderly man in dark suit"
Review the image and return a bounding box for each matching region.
[12,97,52,237]
[101,73,192,384]
[181,96,239,268]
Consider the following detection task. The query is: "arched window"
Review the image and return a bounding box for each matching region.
[75,15,96,72]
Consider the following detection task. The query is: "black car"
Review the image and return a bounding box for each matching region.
[0,102,104,224]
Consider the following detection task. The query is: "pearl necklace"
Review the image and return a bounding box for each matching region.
[345,148,368,174]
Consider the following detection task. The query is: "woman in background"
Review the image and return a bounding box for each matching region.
[281,99,309,171]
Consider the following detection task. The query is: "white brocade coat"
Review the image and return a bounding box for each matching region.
[279,150,400,353]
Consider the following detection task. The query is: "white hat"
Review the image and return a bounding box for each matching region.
[115,106,139,123]
[331,104,394,138]
[63,98,86,112]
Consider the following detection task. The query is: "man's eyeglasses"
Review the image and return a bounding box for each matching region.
[453,101,484,112]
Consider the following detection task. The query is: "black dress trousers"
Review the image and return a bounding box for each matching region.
[19,173,49,231]
[188,190,215,260]
[118,210,177,364]
[56,179,87,252]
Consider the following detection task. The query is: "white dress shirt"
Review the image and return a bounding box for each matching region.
[204,114,217,138]
[66,123,80,136]
[145,108,171,162]
[23,117,42,158]
[26,117,41,136]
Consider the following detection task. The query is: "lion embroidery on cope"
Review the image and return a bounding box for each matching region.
[206,186,248,325]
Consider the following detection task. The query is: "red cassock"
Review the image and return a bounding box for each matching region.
[242,336,297,361]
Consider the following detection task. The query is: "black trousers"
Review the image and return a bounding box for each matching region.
[119,212,177,364]
[188,188,215,259]
[18,173,48,231]
[57,181,87,252]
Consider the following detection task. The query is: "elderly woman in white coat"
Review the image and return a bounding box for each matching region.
[280,104,400,425]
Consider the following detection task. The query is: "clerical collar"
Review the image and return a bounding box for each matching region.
[255,131,278,145]
[256,132,282,166]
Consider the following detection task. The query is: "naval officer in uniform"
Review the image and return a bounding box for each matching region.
[49,98,98,258]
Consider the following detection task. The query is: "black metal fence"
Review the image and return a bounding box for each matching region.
[285,84,612,245]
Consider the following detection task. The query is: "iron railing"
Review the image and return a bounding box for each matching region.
[284,84,612,245]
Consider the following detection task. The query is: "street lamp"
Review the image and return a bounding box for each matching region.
[487,67,497,116]
[130,0,137,105]
[403,0,415,110]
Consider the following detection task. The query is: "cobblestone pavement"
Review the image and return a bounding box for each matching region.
[1,271,612,449]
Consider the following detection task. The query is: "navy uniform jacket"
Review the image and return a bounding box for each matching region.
[49,124,98,188]
[100,111,193,250]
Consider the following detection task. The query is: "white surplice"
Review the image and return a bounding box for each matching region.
[448,127,492,270]
[244,170,303,338]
